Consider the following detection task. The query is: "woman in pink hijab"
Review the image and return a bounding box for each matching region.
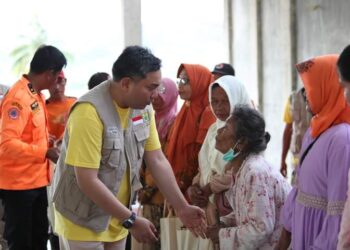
[138,77,178,250]
[152,78,179,144]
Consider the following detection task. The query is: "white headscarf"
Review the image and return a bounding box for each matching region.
[198,75,252,187]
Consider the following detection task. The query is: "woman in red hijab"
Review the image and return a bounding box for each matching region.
[166,64,216,194]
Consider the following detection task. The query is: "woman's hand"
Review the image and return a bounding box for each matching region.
[275,228,291,250]
[187,184,209,207]
[176,204,207,238]
[206,224,221,244]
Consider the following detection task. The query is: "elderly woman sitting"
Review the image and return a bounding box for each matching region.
[206,105,291,250]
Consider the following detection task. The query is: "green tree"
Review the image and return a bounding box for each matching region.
[10,19,47,76]
[10,18,73,76]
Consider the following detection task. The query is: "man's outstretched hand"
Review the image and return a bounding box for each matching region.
[176,204,207,238]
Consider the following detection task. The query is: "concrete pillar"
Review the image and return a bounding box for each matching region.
[231,0,295,168]
[260,0,294,168]
[232,0,260,104]
[229,0,350,169]
[122,0,142,46]
[224,0,234,64]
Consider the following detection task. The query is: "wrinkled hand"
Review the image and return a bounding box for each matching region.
[275,228,291,250]
[46,147,60,163]
[130,216,158,244]
[187,184,209,207]
[176,204,207,238]
[206,224,220,244]
[280,162,287,177]
[179,174,192,192]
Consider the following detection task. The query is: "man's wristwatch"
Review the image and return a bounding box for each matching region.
[122,212,136,229]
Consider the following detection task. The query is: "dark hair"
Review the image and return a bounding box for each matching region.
[338,45,350,82]
[230,105,270,154]
[29,45,67,74]
[211,83,221,90]
[88,72,110,90]
[112,46,161,81]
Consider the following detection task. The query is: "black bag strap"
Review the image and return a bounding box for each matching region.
[299,135,321,166]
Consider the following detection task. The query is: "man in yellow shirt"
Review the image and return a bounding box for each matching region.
[52,46,206,250]
[280,88,311,185]
[280,96,293,178]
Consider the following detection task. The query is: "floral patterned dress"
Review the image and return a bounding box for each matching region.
[219,154,291,250]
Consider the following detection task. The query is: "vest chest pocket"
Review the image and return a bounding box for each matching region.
[66,177,90,218]
[101,138,122,168]
[134,125,149,159]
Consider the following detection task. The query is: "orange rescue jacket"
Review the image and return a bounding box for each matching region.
[0,76,50,190]
[46,97,76,141]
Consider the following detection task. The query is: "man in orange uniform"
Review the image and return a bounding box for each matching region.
[0,45,66,250]
[0,83,9,250]
[46,71,76,146]
[45,70,76,250]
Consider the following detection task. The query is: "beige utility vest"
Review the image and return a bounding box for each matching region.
[290,89,312,155]
[52,80,151,232]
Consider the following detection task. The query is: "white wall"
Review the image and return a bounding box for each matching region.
[229,0,350,169]
[232,0,259,103]
[260,0,293,168]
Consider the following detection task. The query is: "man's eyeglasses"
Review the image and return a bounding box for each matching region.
[176,78,190,86]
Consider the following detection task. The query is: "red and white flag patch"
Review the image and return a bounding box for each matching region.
[132,115,143,126]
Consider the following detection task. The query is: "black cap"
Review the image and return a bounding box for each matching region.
[212,63,235,76]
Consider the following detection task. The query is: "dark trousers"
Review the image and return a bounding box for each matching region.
[125,233,131,250]
[2,187,48,250]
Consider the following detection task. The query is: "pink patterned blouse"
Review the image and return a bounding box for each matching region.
[219,154,291,250]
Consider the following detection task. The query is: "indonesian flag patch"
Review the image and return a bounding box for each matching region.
[132,115,143,126]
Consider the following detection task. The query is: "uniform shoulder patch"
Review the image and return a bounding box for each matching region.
[8,107,20,120]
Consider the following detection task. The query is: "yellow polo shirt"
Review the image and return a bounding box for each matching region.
[55,102,160,241]
[282,97,299,165]
[283,98,293,124]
